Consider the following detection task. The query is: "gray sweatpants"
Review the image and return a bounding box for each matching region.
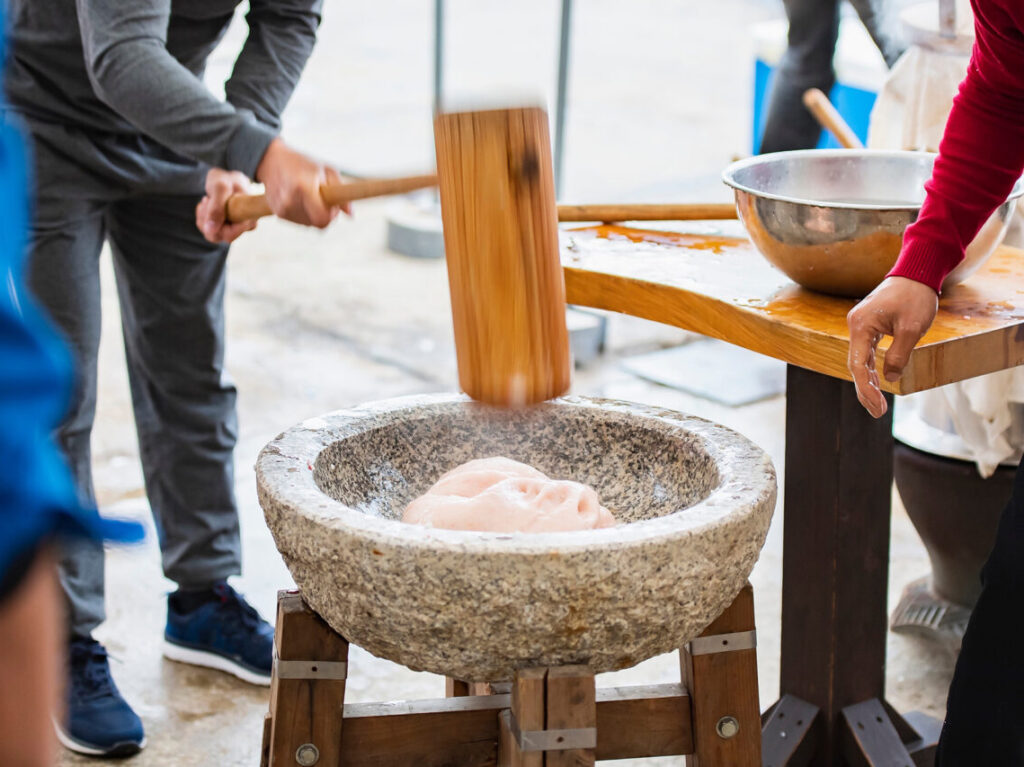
[759,0,906,153]
[22,117,242,637]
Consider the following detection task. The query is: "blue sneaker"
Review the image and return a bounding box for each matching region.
[56,637,146,757]
[163,582,274,686]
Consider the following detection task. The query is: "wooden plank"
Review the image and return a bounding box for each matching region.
[761,695,820,767]
[345,694,511,719]
[780,367,893,767]
[681,583,762,766]
[509,668,546,767]
[338,684,692,766]
[596,684,692,759]
[546,666,596,767]
[562,226,1024,393]
[343,695,506,767]
[268,591,349,767]
[841,699,915,767]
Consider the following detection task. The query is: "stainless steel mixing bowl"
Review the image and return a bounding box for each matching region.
[722,149,1024,298]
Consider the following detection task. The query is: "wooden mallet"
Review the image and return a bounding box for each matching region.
[434,106,572,407]
[224,118,736,409]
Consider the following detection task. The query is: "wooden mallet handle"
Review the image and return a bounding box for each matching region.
[802,88,863,149]
[225,173,439,223]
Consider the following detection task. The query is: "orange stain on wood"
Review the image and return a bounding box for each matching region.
[589,225,742,254]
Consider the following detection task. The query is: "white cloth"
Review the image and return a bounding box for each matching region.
[902,373,1024,477]
[868,45,970,152]
[869,4,1024,478]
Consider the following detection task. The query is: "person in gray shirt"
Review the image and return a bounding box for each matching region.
[5,0,341,757]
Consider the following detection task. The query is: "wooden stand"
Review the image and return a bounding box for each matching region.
[261,585,762,766]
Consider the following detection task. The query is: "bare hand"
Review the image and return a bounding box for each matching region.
[196,169,258,243]
[255,138,350,228]
[846,276,938,418]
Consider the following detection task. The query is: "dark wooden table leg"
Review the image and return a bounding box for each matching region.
[780,365,894,766]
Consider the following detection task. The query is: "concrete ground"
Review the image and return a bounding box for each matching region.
[58,1,954,765]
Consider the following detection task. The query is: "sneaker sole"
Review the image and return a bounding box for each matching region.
[54,720,145,758]
[162,640,271,686]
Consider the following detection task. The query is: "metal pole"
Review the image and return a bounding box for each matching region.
[553,0,573,198]
[433,0,444,115]
[385,0,447,260]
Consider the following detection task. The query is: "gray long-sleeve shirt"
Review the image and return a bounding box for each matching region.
[5,0,321,179]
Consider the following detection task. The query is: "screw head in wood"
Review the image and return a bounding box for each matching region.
[295,743,320,766]
[716,716,740,739]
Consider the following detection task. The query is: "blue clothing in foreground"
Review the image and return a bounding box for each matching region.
[0,60,142,584]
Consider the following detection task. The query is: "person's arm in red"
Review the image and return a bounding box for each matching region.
[847,0,1024,418]
[889,0,1024,291]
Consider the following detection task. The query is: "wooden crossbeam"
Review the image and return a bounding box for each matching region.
[340,683,691,766]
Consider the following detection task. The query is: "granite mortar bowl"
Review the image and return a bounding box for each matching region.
[256,394,776,681]
[722,149,1024,298]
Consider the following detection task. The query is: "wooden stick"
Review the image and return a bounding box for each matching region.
[556,203,737,222]
[802,88,863,149]
[225,173,438,223]
[434,107,571,406]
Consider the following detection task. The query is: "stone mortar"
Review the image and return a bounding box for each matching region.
[256,394,776,681]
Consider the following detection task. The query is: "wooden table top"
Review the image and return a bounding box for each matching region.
[561,225,1024,393]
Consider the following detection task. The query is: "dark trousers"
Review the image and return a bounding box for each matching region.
[935,453,1024,765]
[759,0,905,153]
[22,118,242,637]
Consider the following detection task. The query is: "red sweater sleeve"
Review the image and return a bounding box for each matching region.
[889,0,1024,293]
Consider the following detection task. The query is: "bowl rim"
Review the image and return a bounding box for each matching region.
[721,148,1024,211]
[255,393,777,555]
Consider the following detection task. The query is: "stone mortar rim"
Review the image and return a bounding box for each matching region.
[255,392,777,555]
